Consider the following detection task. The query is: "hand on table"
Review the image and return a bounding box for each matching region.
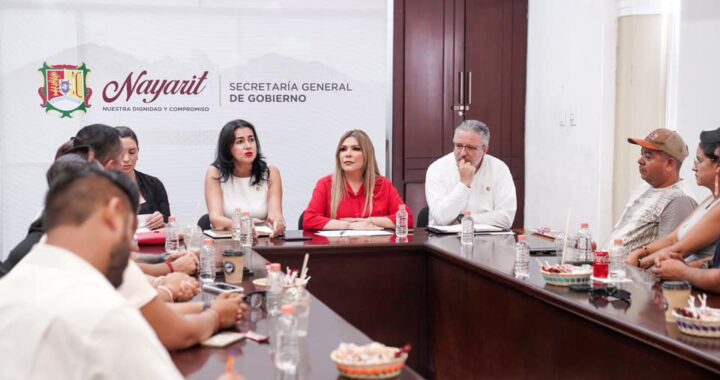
[347,220,383,230]
[166,251,199,275]
[626,250,641,267]
[650,256,689,281]
[266,216,286,238]
[212,293,246,328]
[162,272,200,302]
[145,211,165,230]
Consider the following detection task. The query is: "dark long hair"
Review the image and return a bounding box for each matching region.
[116,126,139,147]
[212,119,269,186]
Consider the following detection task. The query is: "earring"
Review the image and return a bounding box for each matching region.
[715,174,719,197]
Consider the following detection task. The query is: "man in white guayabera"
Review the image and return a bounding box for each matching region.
[425,120,516,228]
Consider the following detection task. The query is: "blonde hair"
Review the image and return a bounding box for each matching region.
[330,130,381,219]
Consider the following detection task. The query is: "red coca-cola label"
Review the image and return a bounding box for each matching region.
[593,251,609,278]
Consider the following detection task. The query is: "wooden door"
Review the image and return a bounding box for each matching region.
[393,0,526,227]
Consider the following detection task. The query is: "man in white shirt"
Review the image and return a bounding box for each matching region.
[0,166,186,380]
[425,120,517,228]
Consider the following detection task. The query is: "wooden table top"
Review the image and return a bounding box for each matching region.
[156,229,720,378]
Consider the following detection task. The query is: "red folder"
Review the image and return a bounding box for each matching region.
[137,230,166,246]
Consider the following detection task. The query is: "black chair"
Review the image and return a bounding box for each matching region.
[416,206,429,228]
[298,211,305,230]
[197,214,211,231]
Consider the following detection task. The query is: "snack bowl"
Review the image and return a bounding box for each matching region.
[673,309,720,338]
[541,269,591,287]
[330,343,408,379]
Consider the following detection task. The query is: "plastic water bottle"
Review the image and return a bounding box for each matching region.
[267,263,284,317]
[240,211,253,248]
[274,304,299,373]
[460,210,474,245]
[576,223,593,262]
[231,208,242,241]
[395,204,409,238]
[514,234,530,280]
[609,239,628,281]
[164,216,179,254]
[199,238,216,284]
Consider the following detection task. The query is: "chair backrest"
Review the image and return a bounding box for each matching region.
[197,213,211,230]
[298,211,305,230]
[417,206,429,228]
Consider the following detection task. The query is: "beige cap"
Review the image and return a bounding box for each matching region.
[627,128,688,162]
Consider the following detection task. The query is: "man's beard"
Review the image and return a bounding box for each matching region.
[107,227,131,288]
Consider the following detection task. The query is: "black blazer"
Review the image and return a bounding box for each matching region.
[136,170,171,222]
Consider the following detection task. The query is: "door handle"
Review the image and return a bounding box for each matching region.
[467,71,472,108]
[452,72,468,116]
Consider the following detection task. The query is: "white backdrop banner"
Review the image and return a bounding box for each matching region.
[0,0,389,258]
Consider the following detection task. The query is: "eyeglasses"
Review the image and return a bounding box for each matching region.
[589,287,631,310]
[453,143,483,153]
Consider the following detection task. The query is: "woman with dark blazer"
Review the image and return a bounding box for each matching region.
[116,126,170,230]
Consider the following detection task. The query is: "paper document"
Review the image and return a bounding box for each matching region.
[315,230,394,237]
[255,225,273,237]
[204,225,274,239]
[427,224,504,234]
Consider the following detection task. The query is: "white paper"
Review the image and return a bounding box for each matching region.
[201,332,246,347]
[427,224,504,234]
[315,230,394,237]
[255,225,273,237]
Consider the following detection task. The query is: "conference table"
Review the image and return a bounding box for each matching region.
[163,230,720,379]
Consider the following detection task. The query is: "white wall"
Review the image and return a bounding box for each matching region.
[526,0,720,244]
[0,0,389,259]
[673,0,720,202]
[525,0,618,241]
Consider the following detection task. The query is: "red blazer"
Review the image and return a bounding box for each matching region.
[303,175,414,230]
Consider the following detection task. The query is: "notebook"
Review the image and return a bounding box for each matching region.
[427,224,504,234]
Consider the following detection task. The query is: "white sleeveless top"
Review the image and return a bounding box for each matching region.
[220,175,268,220]
[677,196,720,262]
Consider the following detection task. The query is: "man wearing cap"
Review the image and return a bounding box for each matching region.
[604,128,696,251]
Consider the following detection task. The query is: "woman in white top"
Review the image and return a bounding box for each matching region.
[204,119,285,236]
[628,130,720,268]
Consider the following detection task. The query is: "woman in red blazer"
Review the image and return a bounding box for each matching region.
[303,129,413,230]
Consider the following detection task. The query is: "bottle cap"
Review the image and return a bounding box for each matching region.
[581,223,589,228]
[614,239,623,246]
[203,238,213,246]
[270,263,281,272]
[517,235,526,241]
[168,216,176,222]
[242,211,251,217]
[281,305,295,315]
[234,208,242,214]
[399,204,406,210]
[464,210,472,217]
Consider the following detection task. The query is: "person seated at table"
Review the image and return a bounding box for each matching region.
[205,119,285,236]
[424,120,516,228]
[0,165,242,380]
[2,126,197,278]
[628,128,720,268]
[116,126,170,230]
[303,129,413,230]
[603,128,696,251]
[2,154,246,349]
